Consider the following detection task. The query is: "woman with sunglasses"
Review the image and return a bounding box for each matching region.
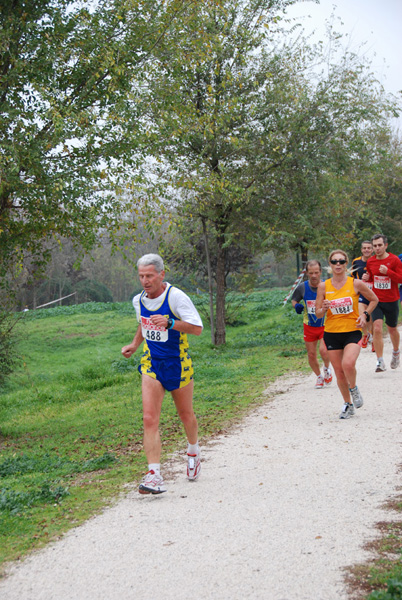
[315,250,378,419]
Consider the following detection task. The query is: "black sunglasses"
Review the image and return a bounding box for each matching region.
[330,259,347,265]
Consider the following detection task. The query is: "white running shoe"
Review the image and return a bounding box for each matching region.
[375,358,386,372]
[139,470,167,495]
[187,452,201,481]
[390,351,400,370]
[349,386,363,409]
[315,374,324,389]
[324,367,332,385]
[339,403,355,419]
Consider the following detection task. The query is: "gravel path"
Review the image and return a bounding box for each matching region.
[1,330,402,600]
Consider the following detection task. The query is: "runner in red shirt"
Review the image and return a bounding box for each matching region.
[364,234,402,372]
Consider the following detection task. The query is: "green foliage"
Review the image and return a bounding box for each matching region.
[22,301,133,320]
[0,452,116,478]
[0,484,70,515]
[0,0,192,285]
[75,280,114,303]
[369,578,402,600]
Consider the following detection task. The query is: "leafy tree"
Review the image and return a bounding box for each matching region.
[137,0,304,344]
[265,49,401,262]
[350,129,402,254]
[0,0,194,288]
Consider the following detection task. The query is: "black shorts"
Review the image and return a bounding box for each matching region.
[324,330,362,351]
[371,300,399,328]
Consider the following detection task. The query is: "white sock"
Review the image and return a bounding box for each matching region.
[393,349,400,355]
[148,463,160,474]
[187,442,199,455]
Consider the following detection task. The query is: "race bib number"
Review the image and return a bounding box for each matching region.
[141,316,168,343]
[306,300,316,315]
[374,275,391,290]
[363,281,373,290]
[329,297,353,315]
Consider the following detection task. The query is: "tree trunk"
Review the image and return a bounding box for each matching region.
[301,246,308,270]
[202,218,215,345]
[215,233,226,346]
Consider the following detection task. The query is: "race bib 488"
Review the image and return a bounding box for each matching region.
[141,316,168,342]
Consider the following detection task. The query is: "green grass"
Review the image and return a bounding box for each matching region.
[347,509,402,599]
[0,291,307,569]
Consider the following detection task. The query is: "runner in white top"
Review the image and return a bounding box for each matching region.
[122,254,203,494]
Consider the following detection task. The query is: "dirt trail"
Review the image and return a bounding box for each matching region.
[1,330,401,600]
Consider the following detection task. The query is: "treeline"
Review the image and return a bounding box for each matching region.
[12,236,301,310]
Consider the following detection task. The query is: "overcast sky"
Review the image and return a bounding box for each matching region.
[286,0,402,97]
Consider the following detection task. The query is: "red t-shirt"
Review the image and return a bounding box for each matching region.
[366,253,402,302]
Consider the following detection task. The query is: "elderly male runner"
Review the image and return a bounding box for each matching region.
[122,254,203,494]
[291,260,332,388]
[363,234,402,372]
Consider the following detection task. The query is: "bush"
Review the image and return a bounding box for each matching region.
[75,279,114,303]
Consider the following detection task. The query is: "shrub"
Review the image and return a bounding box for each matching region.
[75,279,113,303]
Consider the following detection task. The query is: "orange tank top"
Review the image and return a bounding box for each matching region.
[324,277,361,333]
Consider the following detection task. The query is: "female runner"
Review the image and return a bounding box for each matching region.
[315,249,378,419]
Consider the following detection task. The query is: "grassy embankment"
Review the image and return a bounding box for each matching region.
[0,289,308,570]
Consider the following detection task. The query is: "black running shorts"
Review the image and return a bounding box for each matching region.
[323,330,362,351]
[371,300,399,328]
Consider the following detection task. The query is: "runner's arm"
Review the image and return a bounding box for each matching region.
[353,280,378,327]
[291,283,304,310]
[314,282,329,317]
[364,262,373,282]
[121,324,144,358]
[383,261,402,284]
[147,314,202,336]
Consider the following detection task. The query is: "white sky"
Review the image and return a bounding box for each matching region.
[286,0,402,97]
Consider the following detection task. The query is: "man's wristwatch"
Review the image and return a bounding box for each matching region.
[363,311,370,322]
[166,318,174,329]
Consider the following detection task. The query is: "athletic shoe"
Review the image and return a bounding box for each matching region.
[361,335,368,349]
[187,452,201,481]
[390,351,400,370]
[339,403,355,419]
[375,358,386,372]
[139,470,167,495]
[350,386,363,409]
[323,367,332,385]
[315,374,324,389]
